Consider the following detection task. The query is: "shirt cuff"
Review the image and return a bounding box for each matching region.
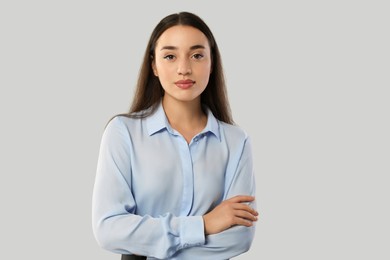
[179,216,205,248]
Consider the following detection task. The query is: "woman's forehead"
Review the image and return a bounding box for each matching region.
[155,25,210,50]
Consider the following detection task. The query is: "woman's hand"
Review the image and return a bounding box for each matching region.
[202,195,258,235]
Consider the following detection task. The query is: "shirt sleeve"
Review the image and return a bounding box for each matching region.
[92,117,205,259]
[171,137,257,260]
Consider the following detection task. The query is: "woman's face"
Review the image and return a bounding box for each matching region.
[152,25,212,104]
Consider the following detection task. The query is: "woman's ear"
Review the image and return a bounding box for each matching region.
[151,56,158,77]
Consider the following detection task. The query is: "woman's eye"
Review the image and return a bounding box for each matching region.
[163,55,175,60]
[192,53,204,59]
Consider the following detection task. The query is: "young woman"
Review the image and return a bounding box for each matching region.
[92,12,258,260]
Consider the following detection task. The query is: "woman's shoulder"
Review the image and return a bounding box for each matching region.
[104,105,159,135]
[218,121,249,141]
[108,114,134,124]
[105,114,143,131]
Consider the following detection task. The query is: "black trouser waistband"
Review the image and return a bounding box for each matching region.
[121,255,146,260]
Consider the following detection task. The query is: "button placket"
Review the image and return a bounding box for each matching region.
[178,136,194,216]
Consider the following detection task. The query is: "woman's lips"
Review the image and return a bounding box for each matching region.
[175,79,195,89]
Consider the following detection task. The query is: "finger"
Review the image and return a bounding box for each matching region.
[233,203,258,216]
[233,216,254,227]
[228,195,255,203]
[234,209,258,222]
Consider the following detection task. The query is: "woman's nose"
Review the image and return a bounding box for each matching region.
[177,59,192,75]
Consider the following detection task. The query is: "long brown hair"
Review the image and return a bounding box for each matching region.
[126,11,233,124]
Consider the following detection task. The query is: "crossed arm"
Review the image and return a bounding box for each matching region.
[92,118,258,259]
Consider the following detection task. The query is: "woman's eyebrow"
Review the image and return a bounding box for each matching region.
[160,44,206,51]
[190,45,206,50]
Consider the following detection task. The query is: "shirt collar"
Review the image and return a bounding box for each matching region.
[146,101,221,141]
[203,107,221,141]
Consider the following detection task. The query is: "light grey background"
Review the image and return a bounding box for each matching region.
[1,0,389,259]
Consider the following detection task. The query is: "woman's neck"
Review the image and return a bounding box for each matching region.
[162,97,207,142]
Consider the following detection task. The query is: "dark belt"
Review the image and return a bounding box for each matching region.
[121,255,147,260]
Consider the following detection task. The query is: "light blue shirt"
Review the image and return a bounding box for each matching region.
[92,102,256,260]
